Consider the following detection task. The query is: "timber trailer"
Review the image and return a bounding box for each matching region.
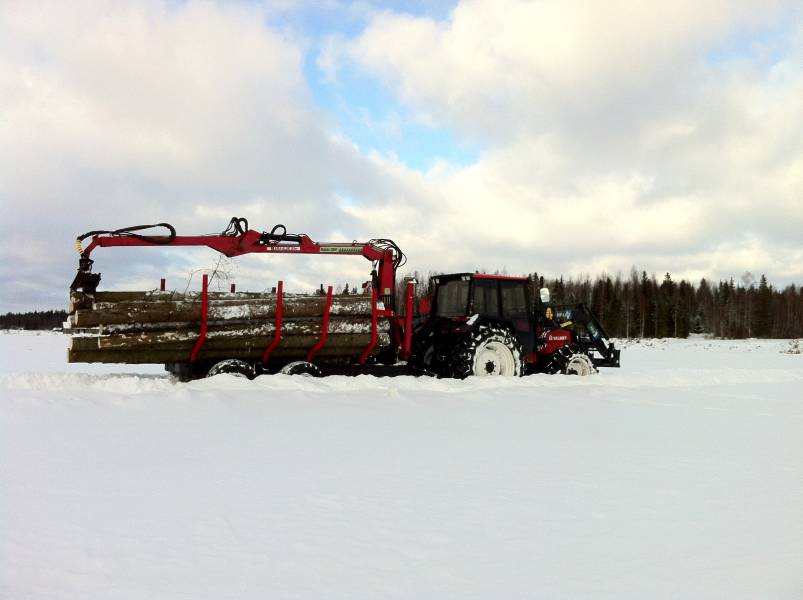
[67,217,620,379]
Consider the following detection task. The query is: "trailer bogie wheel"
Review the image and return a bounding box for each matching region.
[206,359,256,379]
[563,354,596,376]
[280,361,322,377]
[447,325,524,378]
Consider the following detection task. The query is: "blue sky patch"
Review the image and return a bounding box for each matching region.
[305,54,479,171]
[267,1,475,172]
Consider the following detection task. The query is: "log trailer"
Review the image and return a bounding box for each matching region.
[68,217,620,379]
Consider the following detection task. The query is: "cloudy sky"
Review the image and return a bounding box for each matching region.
[1,0,802,311]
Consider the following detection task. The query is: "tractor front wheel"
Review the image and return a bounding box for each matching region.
[447,325,524,379]
[563,353,596,376]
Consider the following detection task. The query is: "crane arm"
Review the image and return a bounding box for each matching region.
[70,218,403,308]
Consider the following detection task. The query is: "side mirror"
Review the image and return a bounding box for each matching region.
[539,288,550,303]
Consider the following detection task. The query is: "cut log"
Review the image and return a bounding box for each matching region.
[69,290,178,313]
[70,295,372,327]
[94,317,384,350]
[95,331,384,352]
[69,336,101,351]
[68,334,390,364]
[67,288,388,366]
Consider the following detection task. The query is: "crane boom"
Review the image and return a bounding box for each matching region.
[70,218,403,310]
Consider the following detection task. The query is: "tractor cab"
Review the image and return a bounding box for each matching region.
[414,273,539,376]
[430,273,536,346]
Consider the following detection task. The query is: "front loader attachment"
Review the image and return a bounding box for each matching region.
[555,303,621,368]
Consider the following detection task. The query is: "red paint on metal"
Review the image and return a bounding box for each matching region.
[84,232,388,261]
[230,283,236,293]
[400,280,415,360]
[306,286,333,362]
[160,278,165,291]
[539,329,572,356]
[261,280,283,364]
[80,229,399,327]
[190,274,209,362]
[360,288,379,365]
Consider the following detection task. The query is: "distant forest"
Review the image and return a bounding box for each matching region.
[407,269,803,339]
[4,270,802,339]
[0,310,67,330]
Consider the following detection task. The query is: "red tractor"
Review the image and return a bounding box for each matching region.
[411,273,620,377]
[68,218,619,378]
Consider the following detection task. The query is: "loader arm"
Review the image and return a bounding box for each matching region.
[554,303,621,368]
[71,218,403,309]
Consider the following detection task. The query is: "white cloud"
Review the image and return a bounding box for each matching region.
[0,0,424,310]
[334,0,803,283]
[344,0,788,139]
[1,0,802,312]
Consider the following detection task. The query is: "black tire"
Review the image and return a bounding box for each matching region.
[206,359,256,379]
[445,324,524,379]
[279,361,322,377]
[563,353,596,376]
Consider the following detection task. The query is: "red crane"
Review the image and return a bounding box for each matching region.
[71,218,403,310]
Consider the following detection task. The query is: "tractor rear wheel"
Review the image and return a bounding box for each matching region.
[446,325,524,378]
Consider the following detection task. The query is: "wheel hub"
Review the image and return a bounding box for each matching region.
[475,340,515,376]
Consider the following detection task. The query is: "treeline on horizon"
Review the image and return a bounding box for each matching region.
[407,269,803,340]
[0,310,67,330]
[4,269,803,339]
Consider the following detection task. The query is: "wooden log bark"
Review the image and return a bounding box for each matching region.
[69,291,179,313]
[70,290,367,310]
[70,295,372,327]
[94,331,383,352]
[71,333,378,352]
[69,336,102,351]
[75,290,271,305]
[93,317,385,350]
[67,288,389,366]
[68,334,390,364]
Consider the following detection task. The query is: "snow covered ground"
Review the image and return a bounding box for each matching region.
[1,331,802,599]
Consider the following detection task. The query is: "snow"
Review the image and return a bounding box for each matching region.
[1,331,802,599]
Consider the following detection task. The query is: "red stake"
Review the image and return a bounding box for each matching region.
[306,286,333,363]
[190,274,209,362]
[360,288,379,365]
[261,280,283,364]
[401,280,415,360]
[160,278,166,291]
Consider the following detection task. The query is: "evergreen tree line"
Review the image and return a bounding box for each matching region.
[403,269,803,339]
[6,269,803,338]
[0,310,68,330]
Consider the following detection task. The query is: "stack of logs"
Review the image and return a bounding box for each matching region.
[66,289,389,364]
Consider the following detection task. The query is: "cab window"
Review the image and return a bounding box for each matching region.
[435,279,470,316]
[472,279,499,316]
[501,283,528,318]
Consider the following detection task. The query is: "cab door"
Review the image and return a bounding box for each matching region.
[499,281,535,351]
[470,278,500,318]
